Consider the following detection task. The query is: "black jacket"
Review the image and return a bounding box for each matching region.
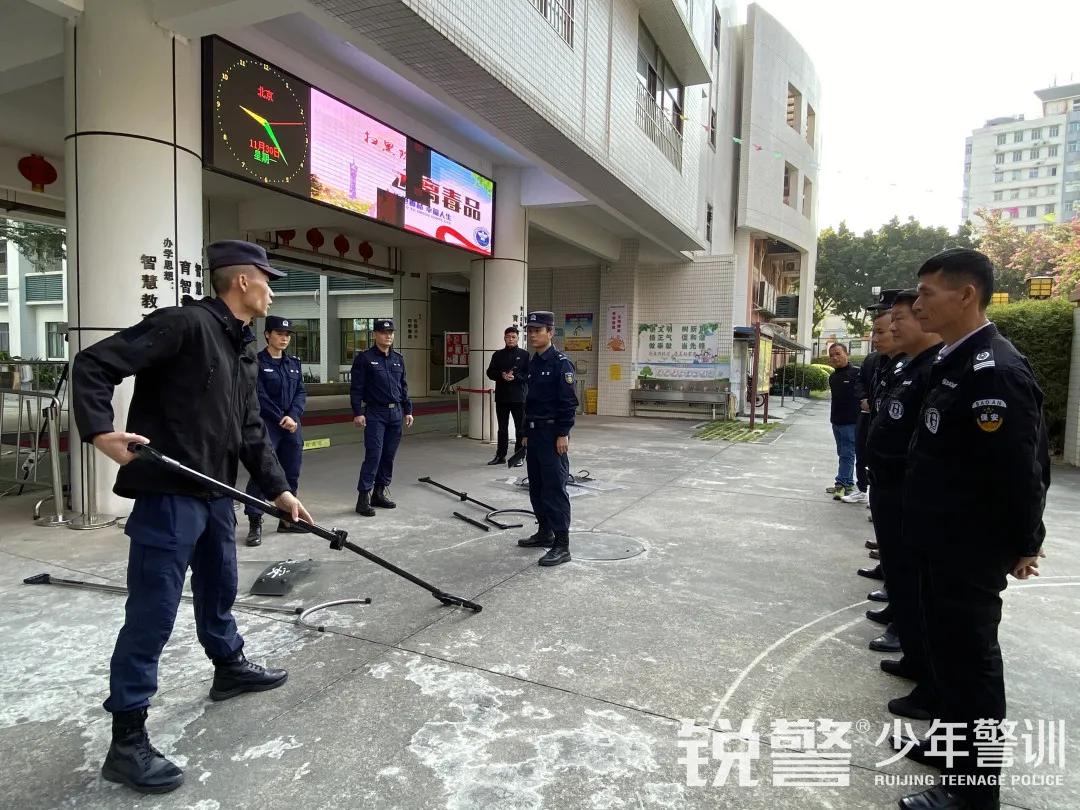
[485,347,530,403]
[72,297,289,501]
[829,363,865,425]
[903,324,1050,558]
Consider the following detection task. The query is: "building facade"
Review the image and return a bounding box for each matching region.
[0,0,820,515]
[962,83,1080,230]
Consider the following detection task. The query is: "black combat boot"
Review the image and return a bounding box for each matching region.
[245,515,262,547]
[209,651,288,701]
[517,528,555,547]
[100,708,184,794]
[355,490,375,517]
[538,532,571,567]
[371,485,397,509]
[487,455,506,465]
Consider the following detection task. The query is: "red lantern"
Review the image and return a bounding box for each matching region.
[18,154,57,193]
[357,241,374,262]
[333,234,349,257]
[306,228,324,252]
[276,229,296,246]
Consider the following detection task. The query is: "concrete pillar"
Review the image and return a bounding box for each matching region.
[797,247,816,362]
[468,167,527,439]
[65,0,203,517]
[393,269,430,398]
[597,240,639,417]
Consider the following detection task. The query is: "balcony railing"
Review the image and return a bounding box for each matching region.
[635,83,683,172]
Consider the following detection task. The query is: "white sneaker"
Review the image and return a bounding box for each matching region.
[841,489,869,504]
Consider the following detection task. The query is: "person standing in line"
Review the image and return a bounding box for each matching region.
[515,311,578,567]
[351,318,413,517]
[894,248,1049,810]
[485,325,530,466]
[244,315,307,546]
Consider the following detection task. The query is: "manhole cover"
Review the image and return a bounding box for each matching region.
[569,531,646,561]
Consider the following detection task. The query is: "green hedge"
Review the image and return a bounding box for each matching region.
[988,298,1074,453]
[773,363,833,391]
[812,354,866,368]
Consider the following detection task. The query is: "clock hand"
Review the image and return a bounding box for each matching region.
[239,105,288,166]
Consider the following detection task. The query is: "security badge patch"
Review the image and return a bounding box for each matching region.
[564,372,574,384]
[888,400,904,420]
[924,407,941,434]
[972,398,1006,433]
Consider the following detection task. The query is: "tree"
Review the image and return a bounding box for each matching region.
[815,217,975,335]
[975,209,1080,298]
[0,221,66,269]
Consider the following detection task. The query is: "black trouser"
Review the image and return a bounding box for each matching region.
[917,548,1009,810]
[495,401,524,460]
[854,412,869,492]
[869,480,926,681]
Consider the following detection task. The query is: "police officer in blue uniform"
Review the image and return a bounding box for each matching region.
[243,315,307,546]
[351,317,413,516]
[516,311,578,566]
[71,240,313,794]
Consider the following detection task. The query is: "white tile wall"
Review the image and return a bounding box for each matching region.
[528,264,602,394]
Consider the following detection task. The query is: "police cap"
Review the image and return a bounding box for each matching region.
[867,288,903,313]
[265,316,295,333]
[206,240,286,279]
[526,311,555,328]
[374,318,395,332]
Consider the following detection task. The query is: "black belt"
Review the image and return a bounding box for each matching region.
[368,403,398,409]
[526,418,554,428]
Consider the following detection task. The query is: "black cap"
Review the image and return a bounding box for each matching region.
[206,240,286,280]
[867,288,903,312]
[526,311,555,328]
[893,288,920,307]
[504,325,520,334]
[374,318,394,332]
[265,316,295,333]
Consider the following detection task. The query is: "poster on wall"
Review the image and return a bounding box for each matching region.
[204,36,494,256]
[444,331,469,367]
[563,313,594,352]
[635,322,730,381]
[756,337,774,393]
[605,305,626,352]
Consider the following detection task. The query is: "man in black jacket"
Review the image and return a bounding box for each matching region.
[485,325,530,465]
[72,240,313,795]
[894,248,1049,810]
[825,342,865,499]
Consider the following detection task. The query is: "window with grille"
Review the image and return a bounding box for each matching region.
[340,318,374,363]
[45,322,66,360]
[528,0,574,47]
[635,22,685,169]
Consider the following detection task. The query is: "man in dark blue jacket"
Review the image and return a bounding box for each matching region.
[515,311,578,566]
[825,342,865,499]
[485,325,530,465]
[71,240,312,795]
[350,317,413,516]
[243,315,307,545]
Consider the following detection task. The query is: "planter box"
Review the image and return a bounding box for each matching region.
[305,382,349,397]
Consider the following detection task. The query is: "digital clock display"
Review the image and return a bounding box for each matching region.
[203,37,495,256]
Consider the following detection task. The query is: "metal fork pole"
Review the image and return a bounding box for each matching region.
[37,401,71,526]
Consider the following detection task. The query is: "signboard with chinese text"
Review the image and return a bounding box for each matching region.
[636,322,729,381]
[605,305,627,352]
[204,37,494,256]
[444,332,469,367]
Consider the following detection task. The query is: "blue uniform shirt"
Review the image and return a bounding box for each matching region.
[525,345,578,436]
[350,346,412,415]
[256,348,306,425]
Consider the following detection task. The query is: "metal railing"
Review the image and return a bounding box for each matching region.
[636,83,684,172]
[529,0,574,46]
[0,387,69,526]
[453,386,495,444]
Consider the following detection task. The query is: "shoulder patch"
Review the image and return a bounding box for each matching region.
[972,398,1006,433]
[973,349,995,371]
[564,371,575,384]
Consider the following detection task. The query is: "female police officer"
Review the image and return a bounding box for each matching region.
[244,315,307,545]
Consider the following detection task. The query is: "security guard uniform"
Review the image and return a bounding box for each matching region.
[70,240,293,794]
[904,322,1049,809]
[350,317,412,515]
[866,340,942,704]
[517,311,578,566]
[244,315,307,544]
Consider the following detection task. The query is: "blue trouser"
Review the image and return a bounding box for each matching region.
[245,422,303,516]
[357,406,403,492]
[831,423,857,488]
[104,494,242,714]
[525,423,571,535]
